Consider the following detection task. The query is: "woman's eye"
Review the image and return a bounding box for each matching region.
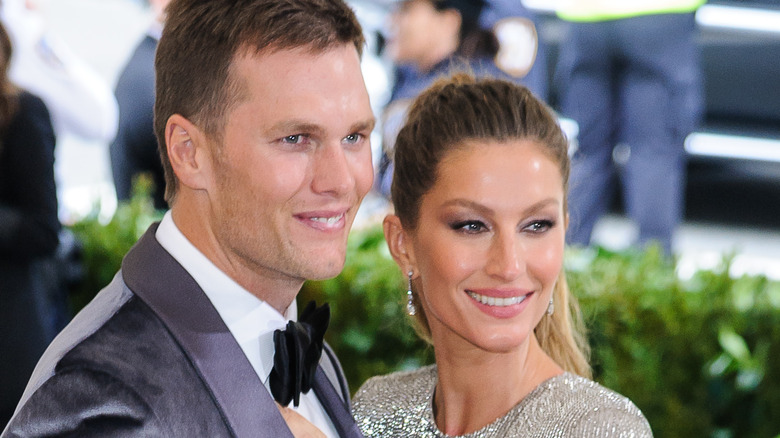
[451,221,487,234]
[525,220,554,233]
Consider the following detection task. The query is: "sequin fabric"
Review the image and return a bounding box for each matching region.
[353,365,653,437]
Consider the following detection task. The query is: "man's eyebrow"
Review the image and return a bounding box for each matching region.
[267,118,376,137]
[268,120,325,136]
[350,118,376,134]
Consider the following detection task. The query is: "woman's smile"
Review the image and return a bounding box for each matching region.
[466,289,535,319]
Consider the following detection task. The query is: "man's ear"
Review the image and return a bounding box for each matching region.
[165,114,211,191]
[383,214,417,277]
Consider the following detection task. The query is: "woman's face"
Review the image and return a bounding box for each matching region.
[407,140,566,354]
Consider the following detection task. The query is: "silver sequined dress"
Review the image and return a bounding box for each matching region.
[353,365,653,437]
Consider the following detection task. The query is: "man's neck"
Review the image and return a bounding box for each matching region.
[169,207,303,314]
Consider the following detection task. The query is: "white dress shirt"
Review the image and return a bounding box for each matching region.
[155,212,338,437]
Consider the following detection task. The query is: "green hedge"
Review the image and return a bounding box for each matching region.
[66,177,163,312]
[566,247,780,438]
[67,189,780,438]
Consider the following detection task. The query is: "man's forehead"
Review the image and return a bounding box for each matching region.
[228,42,365,95]
[230,43,366,92]
[225,44,373,132]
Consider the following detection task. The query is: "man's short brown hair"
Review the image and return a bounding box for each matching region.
[154,0,365,203]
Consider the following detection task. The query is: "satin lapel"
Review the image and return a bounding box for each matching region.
[313,368,364,438]
[122,224,293,438]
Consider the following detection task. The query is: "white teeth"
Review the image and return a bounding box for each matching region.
[311,214,343,225]
[467,291,527,307]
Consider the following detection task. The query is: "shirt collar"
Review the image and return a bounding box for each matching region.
[154,211,297,382]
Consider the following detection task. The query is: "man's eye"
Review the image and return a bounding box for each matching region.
[344,133,363,144]
[283,134,305,144]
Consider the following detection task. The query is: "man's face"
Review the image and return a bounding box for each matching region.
[388,0,448,65]
[206,44,374,286]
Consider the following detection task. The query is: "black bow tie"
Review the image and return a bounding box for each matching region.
[269,300,330,407]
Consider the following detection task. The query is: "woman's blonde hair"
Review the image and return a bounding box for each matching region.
[391,73,591,377]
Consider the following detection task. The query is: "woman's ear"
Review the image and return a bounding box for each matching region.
[165,114,211,191]
[383,214,416,275]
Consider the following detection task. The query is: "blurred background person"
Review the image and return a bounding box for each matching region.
[374,0,546,198]
[110,0,171,210]
[0,21,60,429]
[555,0,705,255]
[1,0,118,223]
[0,0,117,144]
[480,0,547,100]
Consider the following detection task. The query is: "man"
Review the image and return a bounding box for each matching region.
[2,0,374,436]
[110,0,171,209]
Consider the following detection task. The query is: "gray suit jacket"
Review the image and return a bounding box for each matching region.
[2,224,363,437]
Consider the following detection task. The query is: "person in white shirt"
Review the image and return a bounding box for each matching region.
[0,0,118,143]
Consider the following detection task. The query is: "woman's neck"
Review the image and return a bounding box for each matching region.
[431,335,563,436]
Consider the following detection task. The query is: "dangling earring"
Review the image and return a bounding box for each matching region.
[406,270,416,316]
[547,297,554,316]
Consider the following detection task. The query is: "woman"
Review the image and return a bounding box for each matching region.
[0,21,59,427]
[352,75,652,437]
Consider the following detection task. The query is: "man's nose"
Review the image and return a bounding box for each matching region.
[311,142,354,196]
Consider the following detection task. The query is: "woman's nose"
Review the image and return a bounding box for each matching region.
[485,232,523,281]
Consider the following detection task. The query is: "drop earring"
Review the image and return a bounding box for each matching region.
[406,270,416,316]
[547,297,554,316]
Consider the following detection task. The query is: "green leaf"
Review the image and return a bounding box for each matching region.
[718,328,751,363]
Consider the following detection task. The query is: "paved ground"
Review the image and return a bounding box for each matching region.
[35,0,780,279]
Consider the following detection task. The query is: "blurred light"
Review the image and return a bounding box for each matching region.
[696,4,780,34]
[685,133,780,163]
[61,183,117,224]
[522,1,780,36]
[521,0,556,14]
